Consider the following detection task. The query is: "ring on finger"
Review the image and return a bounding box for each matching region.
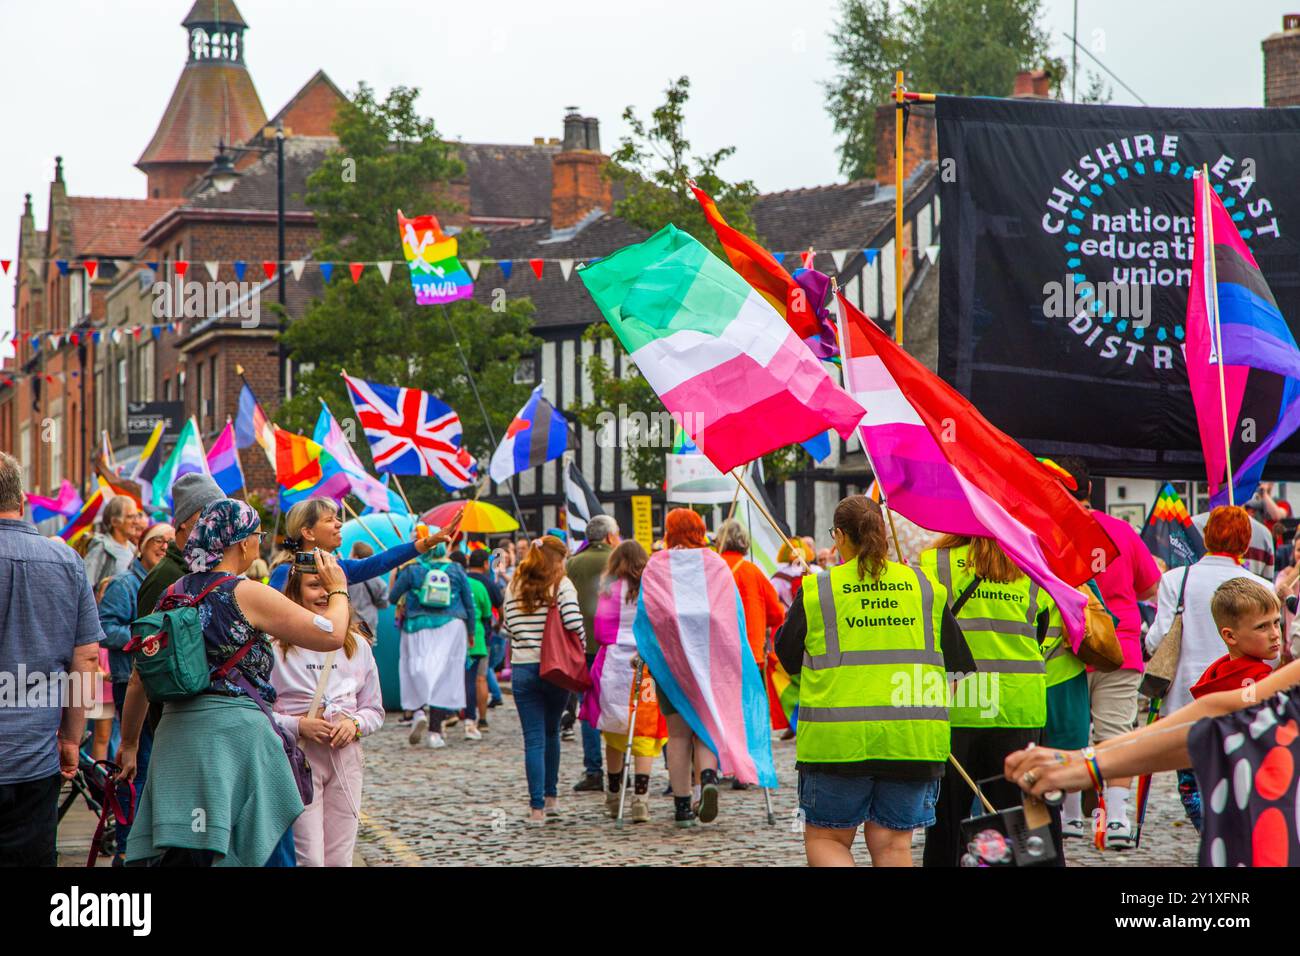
[1022,770,1038,786]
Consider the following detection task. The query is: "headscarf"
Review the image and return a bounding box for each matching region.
[664,508,709,550]
[184,498,261,572]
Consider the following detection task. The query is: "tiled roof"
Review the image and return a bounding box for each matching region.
[67,197,179,258]
[453,143,558,221]
[183,0,247,28]
[186,136,335,212]
[137,60,268,168]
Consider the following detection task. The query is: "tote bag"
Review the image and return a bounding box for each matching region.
[540,601,591,693]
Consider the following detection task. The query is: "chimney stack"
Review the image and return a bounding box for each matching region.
[1264,15,1300,107]
[1011,69,1052,99]
[551,106,612,230]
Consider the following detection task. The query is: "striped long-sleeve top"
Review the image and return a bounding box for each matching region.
[505,576,584,665]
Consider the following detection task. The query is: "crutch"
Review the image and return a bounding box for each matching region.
[760,636,776,826]
[615,658,646,829]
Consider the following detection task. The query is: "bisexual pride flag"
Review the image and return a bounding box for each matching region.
[1187,173,1300,506]
[398,210,473,306]
[207,420,245,496]
[632,547,777,788]
[27,479,83,525]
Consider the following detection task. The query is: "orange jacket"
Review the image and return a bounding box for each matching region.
[720,551,786,665]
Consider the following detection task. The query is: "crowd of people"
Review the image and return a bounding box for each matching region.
[3,443,1300,868]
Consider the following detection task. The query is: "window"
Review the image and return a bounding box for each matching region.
[142,343,155,402]
[48,399,63,488]
[514,355,538,385]
[117,359,128,436]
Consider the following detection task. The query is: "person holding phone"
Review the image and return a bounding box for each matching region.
[115,499,352,867]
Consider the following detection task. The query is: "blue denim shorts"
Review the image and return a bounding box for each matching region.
[798,770,940,831]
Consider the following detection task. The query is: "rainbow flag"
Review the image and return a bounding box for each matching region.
[399,210,473,305]
[275,428,352,508]
[1186,173,1300,506]
[59,479,114,543]
[154,417,209,510]
[27,479,83,524]
[207,420,245,496]
[632,547,777,788]
[579,225,864,475]
[767,656,799,731]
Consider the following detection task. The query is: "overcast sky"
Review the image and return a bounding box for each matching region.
[0,0,1287,345]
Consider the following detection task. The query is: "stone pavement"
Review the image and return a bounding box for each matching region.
[356,696,1200,867]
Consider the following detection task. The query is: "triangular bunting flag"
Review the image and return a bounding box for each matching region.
[233,261,247,282]
[1,260,11,275]
[319,262,334,283]
[205,261,220,281]
[529,258,544,280]
[499,260,513,281]
[376,261,393,283]
[29,261,41,278]
[801,248,815,270]
[864,249,879,265]
[56,260,69,276]
[146,261,159,272]
[290,260,305,281]
[349,262,365,283]
[84,260,98,280]
[92,331,102,344]
[925,244,940,264]
[831,250,848,271]
[151,326,163,340]
[70,333,79,347]
[111,329,122,345]
[50,334,62,350]
[466,260,481,281]
[262,261,277,281]
[174,260,188,277]
[771,252,786,265]
[559,259,574,281]
[131,326,142,340]
[114,259,130,272]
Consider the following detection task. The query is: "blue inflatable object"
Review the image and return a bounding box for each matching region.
[341,512,416,711]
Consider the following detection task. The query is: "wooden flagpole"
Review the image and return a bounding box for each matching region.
[390,473,416,515]
[731,468,801,561]
[1202,165,1236,506]
[340,497,387,551]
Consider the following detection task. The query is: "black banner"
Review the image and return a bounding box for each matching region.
[936,97,1300,478]
[125,401,185,446]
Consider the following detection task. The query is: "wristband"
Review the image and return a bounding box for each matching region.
[1081,746,1105,791]
[327,589,349,601]
[352,717,362,740]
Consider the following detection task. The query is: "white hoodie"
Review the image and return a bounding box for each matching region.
[270,636,385,740]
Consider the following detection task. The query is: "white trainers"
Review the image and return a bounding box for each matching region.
[1062,817,1088,840]
[426,732,447,750]
[408,710,429,745]
[464,724,482,741]
[1105,819,1135,849]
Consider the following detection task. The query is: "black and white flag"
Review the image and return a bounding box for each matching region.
[565,459,605,539]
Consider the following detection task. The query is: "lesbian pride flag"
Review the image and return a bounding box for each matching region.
[579,225,863,475]
[836,293,1117,647]
[27,479,83,525]
[206,420,245,496]
[632,547,777,788]
[1186,173,1300,505]
[398,210,473,306]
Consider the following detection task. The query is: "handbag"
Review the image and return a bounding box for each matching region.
[1140,565,1192,699]
[539,600,591,693]
[1075,581,1125,672]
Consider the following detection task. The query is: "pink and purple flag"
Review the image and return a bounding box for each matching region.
[1186,173,1300,506]
[632,547,777,788]
[313,400,392,511]
[27,479,83,525]
[206,420,245,496]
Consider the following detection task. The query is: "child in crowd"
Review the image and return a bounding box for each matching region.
[1177,577,1281,833]
[271,560,385,866]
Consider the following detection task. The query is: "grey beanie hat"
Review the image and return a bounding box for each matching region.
[171,472,224,527]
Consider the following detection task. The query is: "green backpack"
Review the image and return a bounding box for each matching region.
[126,574,251,702]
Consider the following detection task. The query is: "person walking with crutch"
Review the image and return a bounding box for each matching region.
[577,542,665,824]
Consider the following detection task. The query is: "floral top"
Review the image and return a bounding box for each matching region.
[171,571,276,702]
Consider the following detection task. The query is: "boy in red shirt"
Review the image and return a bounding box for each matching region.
[1190,577,1281,701]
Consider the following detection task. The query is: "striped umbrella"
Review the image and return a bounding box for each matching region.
[421,499,519,534]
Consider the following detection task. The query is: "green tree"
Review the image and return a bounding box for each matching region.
[279,84,540,513]
[825,0,1056,179]
[572,77,803,489]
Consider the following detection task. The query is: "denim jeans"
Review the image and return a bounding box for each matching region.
[111,681,152,854]
[512,662,569,809]
[486,634,505,704]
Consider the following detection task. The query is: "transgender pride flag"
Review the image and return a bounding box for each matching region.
[632,547,777,788]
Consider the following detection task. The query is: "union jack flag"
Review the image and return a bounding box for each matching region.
[342,373,477,490]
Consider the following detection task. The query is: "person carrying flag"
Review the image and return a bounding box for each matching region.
[774,495,975,866]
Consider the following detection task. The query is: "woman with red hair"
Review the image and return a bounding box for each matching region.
[1143,505,1273,832]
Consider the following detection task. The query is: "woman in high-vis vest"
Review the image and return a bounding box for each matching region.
[775,495,974,867]
[918,535,1064,867]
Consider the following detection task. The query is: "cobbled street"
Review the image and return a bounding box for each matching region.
[355,694,1199,867]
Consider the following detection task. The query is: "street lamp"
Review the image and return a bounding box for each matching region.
[202,120,288,396]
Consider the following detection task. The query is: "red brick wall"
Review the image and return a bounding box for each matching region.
[1264,29,1300,107]
[551,151,612,229]
[874,103,937,186]
[144,163,210,201]
[279,79,345,137]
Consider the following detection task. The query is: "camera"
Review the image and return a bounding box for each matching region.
[293,550,319,573]
[958,779,1058,867]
